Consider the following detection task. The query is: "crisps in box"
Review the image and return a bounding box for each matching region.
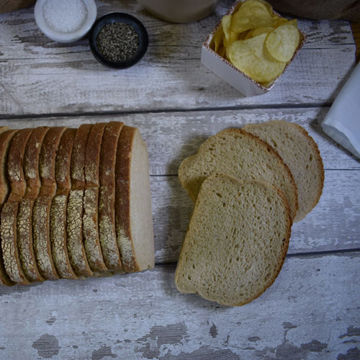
[201,0,305,96]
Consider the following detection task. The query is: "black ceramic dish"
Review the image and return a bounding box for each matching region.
[89,13,148,69]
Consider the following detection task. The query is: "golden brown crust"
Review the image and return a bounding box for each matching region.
[34,127,66,280]
[18,127,49,283]
[83,123,107,272]
[55,128,76,195]
[7,129,32,201]
[0,130,17,286]
[67,124,93,277]
[115,126,138,272]
[98,122,124,271]
[1,201,30,284]
[0,130,16,204]
[71,124,92,189]
[1,129,33,284]
[51,128,77,279]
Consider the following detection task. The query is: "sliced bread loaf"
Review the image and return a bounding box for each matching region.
[243,121,324,222]
[98,122,124,271]
[178,129,298,220]
[175,174,292,306]
[33,127,66,280]
[0,130,17,286]
[17,126,49,282]
[83,123,108,272]
[115,126,154,272]
[1,129,33,284]
[67,124,93,277]
[50,128,78,279]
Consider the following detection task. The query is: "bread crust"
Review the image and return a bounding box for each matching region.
[1,129,33,284]
[18,126,49,282]
[83,123,108,272]
[51,128,78,279]
[0,130,16,286]
[98,122,124,271]
[115,126,138,272]
[67,124,93,277]
[33,127,66,280]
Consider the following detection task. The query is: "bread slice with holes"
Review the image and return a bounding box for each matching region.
[115,126,154,272]
[178,129,298,220]
[33,127,66,280]
[50,128,78,279]
[17,126,49,282]
[243,121,324,222]
[0,129,17,286]
[98,122,124,271]
[83,123,108,272]
[1,129,33,285]
[175,174,292,306]
[67,124,93,277]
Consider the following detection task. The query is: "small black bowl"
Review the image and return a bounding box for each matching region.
[89,13,148,69]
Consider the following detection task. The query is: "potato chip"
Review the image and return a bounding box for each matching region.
[212,26,224,53]
[265,20,300,62]
[228,33,286,84]
[231,0,274,34]
[222,15,232,41]
[245,26,273,39]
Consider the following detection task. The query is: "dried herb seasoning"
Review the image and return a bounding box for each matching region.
[96,22,140,63]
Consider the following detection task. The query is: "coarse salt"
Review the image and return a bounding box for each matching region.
[43,0,88,33]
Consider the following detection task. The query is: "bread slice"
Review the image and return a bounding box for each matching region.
[175,174,292,306]
[67,124,93,277]
[115,126,154,272]
[83,123,108,272]
[178,129,298,220]
[1,129,33,284]
[33,127,66,280]
[98,122,124,271]
[50,128,78,279]
[0,129,17,286]
[243,121,324,222]
[17,126,49,282]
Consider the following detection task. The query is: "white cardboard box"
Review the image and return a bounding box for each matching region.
[201,0,304,96]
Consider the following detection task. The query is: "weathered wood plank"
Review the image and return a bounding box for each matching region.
[0,107,358,173]
[0,1,355,116]
[151,170,360,263]
[0,253,359,360]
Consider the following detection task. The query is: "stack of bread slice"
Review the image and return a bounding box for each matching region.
[176,120,324,306]
[0,122,154,286]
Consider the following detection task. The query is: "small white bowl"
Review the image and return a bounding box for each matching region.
[34,0,97,43]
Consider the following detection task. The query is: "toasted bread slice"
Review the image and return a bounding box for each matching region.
[0,130,17,286]
[98,122,124,271]
[50,128,78,279]
[175,174,292,306]
[243,121,324,222]
[33,127,66,280]
[67,124,93,277]
[18,126,49,282]
[115,126,154,272]
[178,129,298,220]
[1,129,33,284]
[83,123,108,272]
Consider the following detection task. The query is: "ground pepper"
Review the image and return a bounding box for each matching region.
[96,22,139,63]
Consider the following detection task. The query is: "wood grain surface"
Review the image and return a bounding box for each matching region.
[0,0,359,359]
[0,0,356,116]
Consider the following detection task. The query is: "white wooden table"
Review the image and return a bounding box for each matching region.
[0,1,359,359]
